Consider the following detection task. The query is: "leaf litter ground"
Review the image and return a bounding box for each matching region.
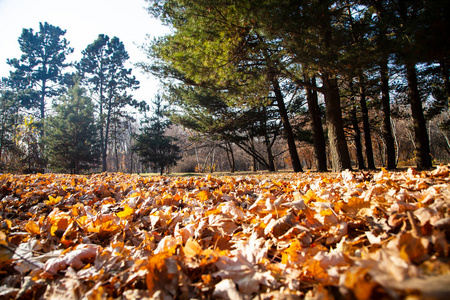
[0,166,449,299]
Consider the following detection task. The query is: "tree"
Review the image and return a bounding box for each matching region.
[0,88,21,171]
[144,0,449,170]
[78,34,140,172]
[145,0,304,171]
[45,80,99,174]
[133,96,181,175]
[304,75,328,171]
[15,116,43,173]
[166,85,282,172]
[6,22,73,123]
[369,0,450,169]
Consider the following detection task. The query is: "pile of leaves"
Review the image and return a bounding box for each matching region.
[0,167,449,299]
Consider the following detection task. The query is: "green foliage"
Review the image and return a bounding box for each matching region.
[0,88,22,172]
[45,81,99,174]
[133,96,181,175]
[78,34,140,171]
[5,22,73,120]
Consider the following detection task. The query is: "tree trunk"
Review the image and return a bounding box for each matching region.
[272,77,303,172]
[405,62,432,169]
[358,75,376,169]
[114,123,119,172]
[99,96,106,172]
[225,141,235,173]
[440,59,450,111]
[102,95,113,172]
[264,133,276,172]
[305,76,328,171]
[250,137,258,171]
[373,1,396,169]
[351,104,365,169]
[0,119,4,170]
[380,60,397,169]
[262,106,276,171]
[322,72,352,171]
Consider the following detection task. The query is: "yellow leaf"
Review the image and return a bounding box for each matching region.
[303,189,320,204]
[197,190,210,202]
[46,195,62,205]
[320,208,334,216]
[282,239,302,264]
[25,220,40,235]
[117,204,134,219]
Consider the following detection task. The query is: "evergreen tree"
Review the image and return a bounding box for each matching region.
[133,95,181,175]
[145,0,305,171]
[6,22,73,122]
[45,81,99,174]
[78,34,140,172]
[0,88,21,171]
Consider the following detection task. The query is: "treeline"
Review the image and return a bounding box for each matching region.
[0,22,159,174]
[2,0,450,175]
[140,0,450,172]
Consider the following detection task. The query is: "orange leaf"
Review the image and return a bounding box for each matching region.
[146,252,178,295]
[183,238,203,258]
[304,259,329,283]
[25,220,40,235]
[282,239,302,265]
[50,217,70,236]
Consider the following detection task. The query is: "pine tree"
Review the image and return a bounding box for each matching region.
[6,22,73,123]
[78,34,140,172]
[45,81,99,174]
[0,88,21,171]
[133,96,181,175]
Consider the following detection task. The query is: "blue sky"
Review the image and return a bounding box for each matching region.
[0,0,169,101]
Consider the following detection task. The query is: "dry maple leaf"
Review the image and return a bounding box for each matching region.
[42,244,100,278]
[182,238,219,268]
[214,255,276,295]
[146,251,179,298]
[212,279,243,300]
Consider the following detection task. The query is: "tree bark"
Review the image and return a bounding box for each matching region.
[351,104,365,169]
[102,93,113,172]
[405,62,432,169]
[373,0,396,169]
[380,60,397,169]
[272,77,303,172]
[262,106,276,171]
[264,133,276,172]
[440,59,450,111]
[305,76,328,171]
[225,141,235,173]
[358,75,376,169]
[322,72,352,171]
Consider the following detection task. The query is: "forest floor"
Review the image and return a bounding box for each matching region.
[0,166,449,299]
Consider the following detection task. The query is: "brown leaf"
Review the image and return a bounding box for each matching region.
[42,244,100,278]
